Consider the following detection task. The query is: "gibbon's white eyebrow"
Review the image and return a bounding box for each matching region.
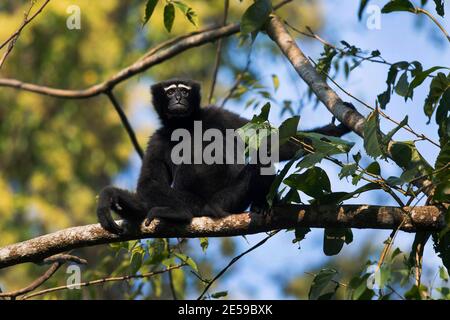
[164,84,178,91]
[178,84,191,90]
[163,84,192,91]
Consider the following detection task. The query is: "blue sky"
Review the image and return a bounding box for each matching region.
[116,0,450,299]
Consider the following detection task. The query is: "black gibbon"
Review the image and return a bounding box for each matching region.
[97,79,353,234]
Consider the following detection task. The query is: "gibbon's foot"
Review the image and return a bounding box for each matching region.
[144,206,193,226]
[250,202,272,216]
[97,205,123,234]
[201,203,230,219]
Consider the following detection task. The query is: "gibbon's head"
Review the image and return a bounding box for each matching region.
[151,79,201,123]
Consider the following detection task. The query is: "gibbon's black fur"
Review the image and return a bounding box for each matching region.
[97,79,354,234]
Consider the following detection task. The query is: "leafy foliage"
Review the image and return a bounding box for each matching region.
[240,0,272,34]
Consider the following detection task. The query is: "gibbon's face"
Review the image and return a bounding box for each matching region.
[164,83,192,116]
[151,79,201,120]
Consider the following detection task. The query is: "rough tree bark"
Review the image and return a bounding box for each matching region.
[265,14,434,194]
[0,205,444,269]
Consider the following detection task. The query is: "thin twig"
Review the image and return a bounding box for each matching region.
[0,0,51,51]
[105,90,144,159]
[21,264,185,300]
[197,230,279,300]
[208,0,229,104]
[0,263,60,299]
[307,57,440,148]
[0,0,293,98]
[0,253,86,299]
[284,20,436,76]
[416,8,450,43]
[412,232,430,288]
[0,0,52,69]
[304,271,349,288]
[386,284,405,300]
[219,49,252,108]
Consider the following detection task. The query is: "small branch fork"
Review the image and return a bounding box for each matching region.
[0,0,51,69]
[0,253,86,300]
[20,264,185,300]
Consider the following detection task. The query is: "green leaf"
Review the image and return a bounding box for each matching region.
[338,163,358,179]
[381,0,415,13]
[409,66,448,91]
[254,102,271,123]
[296,152,326,169]
[318,183,381,205]
[436,88,450,145]
[353,152,362,163]
[350,274,375,300]
[284,167,331,199]
[173,1,198,26]
[293,226,311,244]
[278,116,299,145]
[308,269,337,300]
[282,188,301,204]
[199,237,209,252]
[240,0,272,34]
[436,142,450,169]
[145,239,169,266]
[211,291,228,299]
[377,90,391,110]
[389,141,433,174]
[383,116,408,146]
[366,161,381,175]
[433,0,445,17]
[237,103,274,157]
[433,228,450,272]
[433,142,450,202]
[323,228,352,256]
[377,63,403,108]
[129,251,143,274]
[363,110,383,158]
[299,132,355,155]
[143,0,159,26]
[424,72,450,122]
[266,151,304,206]
[395,72,410,99]
[271,74,280,92]
[358,0,371,20]
[163,3,175,32]
[175,253,198,272]
[439,266,449,281]
[405,284,428,300]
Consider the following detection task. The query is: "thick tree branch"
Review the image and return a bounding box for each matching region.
[0,205,444,270]
[265,14,434,194]
[0,0,292,98]
[266,15,365,136]
[0,23,240,98]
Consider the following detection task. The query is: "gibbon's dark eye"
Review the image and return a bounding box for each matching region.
[181,88,189,96]
[167,88,175,95]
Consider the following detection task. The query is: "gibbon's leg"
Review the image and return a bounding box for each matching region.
[201,164,261,218]
[249,169,276,215]
[142,180,206,225]
[97,186,146,234]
